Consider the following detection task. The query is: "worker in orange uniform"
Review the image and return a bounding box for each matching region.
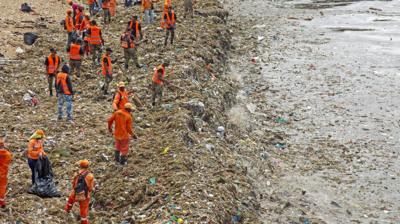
[74,6,84,29]
[0,139,12,208]
[101,48,113,95]
[108,103,136,165]
[142,0,154,24]
[87,20,104,65]
[87,0,98,16]
[120,30,140,70]
[66,9,75,48]
[80,14,91,55]
[126,15,142,41]
[44,48,62,96]
[27,130,46,185]
[102,0,111,24]
[163,6,176,47]
[152,64,169,106]
[109,0,117,17]
[113,82,129,111]
[65,159,94,224]
[67,38,84,77]
[56,65,74,122]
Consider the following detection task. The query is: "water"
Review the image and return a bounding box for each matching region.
[226,0,400,222]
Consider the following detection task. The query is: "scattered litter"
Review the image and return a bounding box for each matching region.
[16,47,25,54]
[149,177,157,185]
[24,32,38,45]
[275,117,288,124]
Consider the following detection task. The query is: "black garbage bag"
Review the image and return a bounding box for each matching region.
[125,0,133,7]
[21,3,33,13]
[24,32,38,45]
[28,156,61,198]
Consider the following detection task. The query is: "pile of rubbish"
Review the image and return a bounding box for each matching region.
[0,0,262,223]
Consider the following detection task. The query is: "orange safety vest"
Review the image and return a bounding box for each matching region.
[161,11,175,29]
[121,33,135,49]
[66,15,74,32]
[56,72,72,95]
[152,66,165,85]
[69,44,81,60]
[101,54,112,76]
[75,11,83,29]
[89,26,102,45]
[129,20,140,40]
[27,139,45,160]
[102,0,110,8]
[80,17,90,31]
[142,0,152,10]
[47,54,60,74]
[113,90,129,110]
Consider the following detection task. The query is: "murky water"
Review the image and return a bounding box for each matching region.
[226,0,400,222]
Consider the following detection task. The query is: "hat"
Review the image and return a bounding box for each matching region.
[117,81,126,87]
[124,103,134,110]
[106,47,113,52]
[62,64,70,73]
[30,129,45,139]
[50,48,56,52]
[78,159,90,168]
[67,9,72,14]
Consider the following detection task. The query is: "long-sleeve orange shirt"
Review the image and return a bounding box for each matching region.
[108,109,133,140]
[112,90,129,111]
[27,139,46,160]
[72,169,94,197]
[0,149,12,177]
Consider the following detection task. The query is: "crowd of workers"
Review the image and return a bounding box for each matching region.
[0,0,196,223]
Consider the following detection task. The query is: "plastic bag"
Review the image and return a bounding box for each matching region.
[21,3,32,12]
[23,32,38,45]
[28,157,61,198]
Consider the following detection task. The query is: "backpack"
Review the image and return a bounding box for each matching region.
[74,171,89,202]
[60,19,66,30]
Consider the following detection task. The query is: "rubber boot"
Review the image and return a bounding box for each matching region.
[120,156,127,165]
[114,150,120,163]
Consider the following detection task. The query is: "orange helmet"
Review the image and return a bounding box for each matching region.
[35,129,45,138]
[79,159,90,168]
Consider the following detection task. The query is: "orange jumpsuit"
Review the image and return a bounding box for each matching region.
[0,148,12,207]
[112,90,129,111]
[65,169,94,224]
[108,109,133,156]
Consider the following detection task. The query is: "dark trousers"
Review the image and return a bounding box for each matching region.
[165,28,175,46]
[47,74,55,96]
[28,158,38,185]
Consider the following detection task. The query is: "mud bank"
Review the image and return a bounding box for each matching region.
[0,0,262,223]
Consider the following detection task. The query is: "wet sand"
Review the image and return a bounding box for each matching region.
[226,0,400,222]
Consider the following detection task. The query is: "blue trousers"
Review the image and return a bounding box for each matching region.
[28,158,38,185]
[58,94,73,120]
